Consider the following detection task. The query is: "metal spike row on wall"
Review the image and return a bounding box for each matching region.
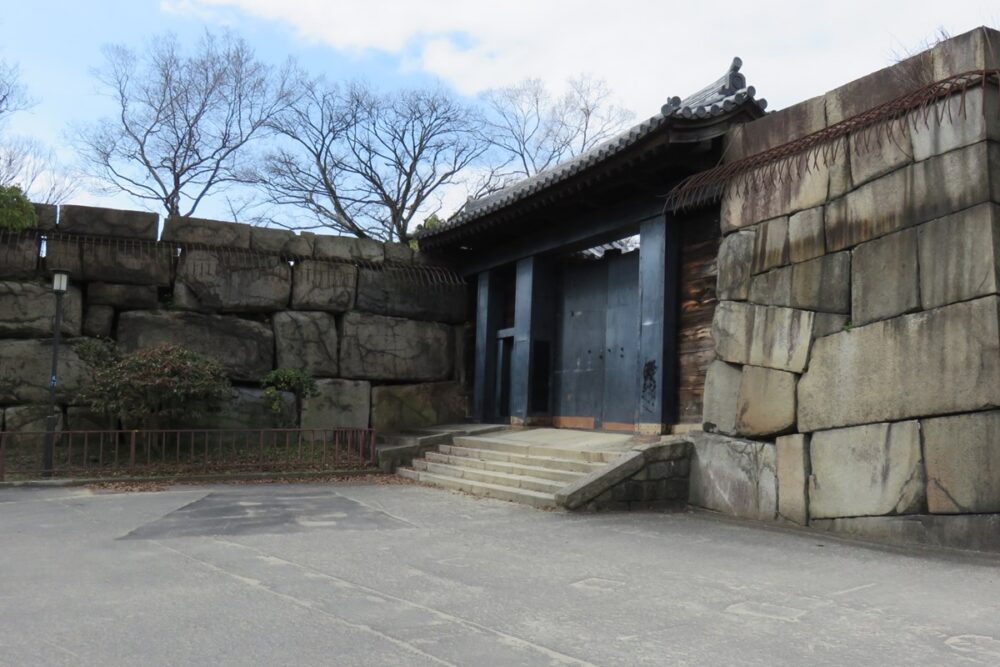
[665,68,1000,211]
[0,229,467,288]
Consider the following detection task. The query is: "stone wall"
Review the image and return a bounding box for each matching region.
[0,206,471,435]
[697,27,1000,547]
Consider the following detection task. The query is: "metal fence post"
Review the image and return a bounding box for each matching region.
[129,431,137,470]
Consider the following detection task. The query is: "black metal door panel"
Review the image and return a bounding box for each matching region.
[602,252,640,427]
[553,262,607,422]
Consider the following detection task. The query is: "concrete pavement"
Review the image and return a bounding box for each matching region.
[1,482,999,666]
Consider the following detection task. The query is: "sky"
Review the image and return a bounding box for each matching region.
[2,0,999,222]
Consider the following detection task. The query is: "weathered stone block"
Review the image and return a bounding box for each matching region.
[174,250,291,312]
[273,311,339,377]
[717,229,755,300]
[702,360,741,436]
[4,404,62,432]
[58,205,158,240]
[809,421,925,519]
[339,312,453,381]
[750,216,789,274]
[370,382,466,433]
[826,50,934,124]
[181,387,296,429]
[923,410,1000,514]
[355,268,468,323]
[79,243,172,286]
[87,283,159,309]
[116,310,274,381]
[730,95,827,161]
[735,366,797,437]
[712,301,815,373]
[911,88,1000,161]
[812,313,849,338]
[66,406,113,430]
[0,235,39,279]
[824,141,996,252]
[749,252,850,314]
[32,204,56,232]
[930,27,1000,81]
[0,339,88,403]
[300,379,371,430]
[0,281,81,338]
[918,203,1000,310]
[689,431,777,521]
[788,207,825,263]
[798,296,1000,432]
[812,513,1000,553]
[161,216,252,249]
[721,164,829,233]
[384,243,413,264]
[848,132,914,188]
[776,434,810,525]
[43,237,81,275]
[82,305,114,338]
[851,227,920,325]
[249,226,294,254]
[313,235,384,263]
[291,260,356,312]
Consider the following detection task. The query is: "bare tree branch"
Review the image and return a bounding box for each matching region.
[73,30,299,217]
[0,136,78,204]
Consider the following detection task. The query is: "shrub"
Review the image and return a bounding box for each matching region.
[0,184,36,231]
[79,341,232,429]
[261,368,318,416]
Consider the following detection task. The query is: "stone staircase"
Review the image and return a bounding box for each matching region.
[396,431,628,509]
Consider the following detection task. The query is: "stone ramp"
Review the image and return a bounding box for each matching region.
[397,429,633,509]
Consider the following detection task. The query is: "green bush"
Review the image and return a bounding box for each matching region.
[261,368,318,416]
[79,341,232,429]
[0,184,36,231]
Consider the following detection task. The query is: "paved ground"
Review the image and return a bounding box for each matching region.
[2,483,1000,666]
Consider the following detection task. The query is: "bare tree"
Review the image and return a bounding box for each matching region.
[74,31,298,217]
[0,61,30,127]
[0,136,77,204]
[258,81,486,243]
[477,74,633,194]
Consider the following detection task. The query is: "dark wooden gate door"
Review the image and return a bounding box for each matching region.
[552,252,640,430]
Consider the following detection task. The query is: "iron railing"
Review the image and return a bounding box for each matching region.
[0,428,377,481]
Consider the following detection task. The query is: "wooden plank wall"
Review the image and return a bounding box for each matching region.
[675,219,721,423]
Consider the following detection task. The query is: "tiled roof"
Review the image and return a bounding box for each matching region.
[418,58,766,241]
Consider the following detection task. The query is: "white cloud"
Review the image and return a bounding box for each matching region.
[180,0,999,116]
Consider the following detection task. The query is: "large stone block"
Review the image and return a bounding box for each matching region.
[370,382,466,432]
[917,203,1000,310]
[721,164,829,233]
[116,310,274,381]
[174,250,291,313]
[788,207,825,263]
[0,235,39,279]
[798,297,1000,432]
[78,242,173,286]
[729,95,826,161]
[716,229,755,301]
[824,141,997,252]
[87,283,159,309]
[180,387,296,429]
[58,205,158,240]
[313,235,384,263]
[734,366,797,437]
[776,434,810,525]
[930,27,1000,81]
[4,404,62,432]
[248,226,315,257]
[82,305,114,338]
[355,268,468,323]
[161,216,252,249]
[66,406,113,430]
[923,410,1000,514]
[911,87,1000,161]
[812,513,1000,553]
[750,216,789,273]
[848,131,914,188]
[701,360,741,436]
[712,301,815,373]
[300,379,371,430]
[43,237,81,275]
[749,252,850,314]
[851,228,920,325]
[273,311,339,377]
[339,312,453,381]
[826,50,934,124]
[291,260,356,312]
[32,204,57,232]
[0,281,82,338]
[0,339,88,403]
[689,432,777,521]
[809,421,925,519]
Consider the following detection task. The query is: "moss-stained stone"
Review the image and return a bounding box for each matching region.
[370,382,465,432]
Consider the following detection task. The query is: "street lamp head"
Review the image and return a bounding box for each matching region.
[51,270,69,294]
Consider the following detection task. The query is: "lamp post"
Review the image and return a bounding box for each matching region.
[41,270,69,478]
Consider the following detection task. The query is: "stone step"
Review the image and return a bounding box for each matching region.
[423,451,585,483]
[412,460,566,494]
[396,468,558,509]
[438,444,606,473]
[451,436,619,463]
